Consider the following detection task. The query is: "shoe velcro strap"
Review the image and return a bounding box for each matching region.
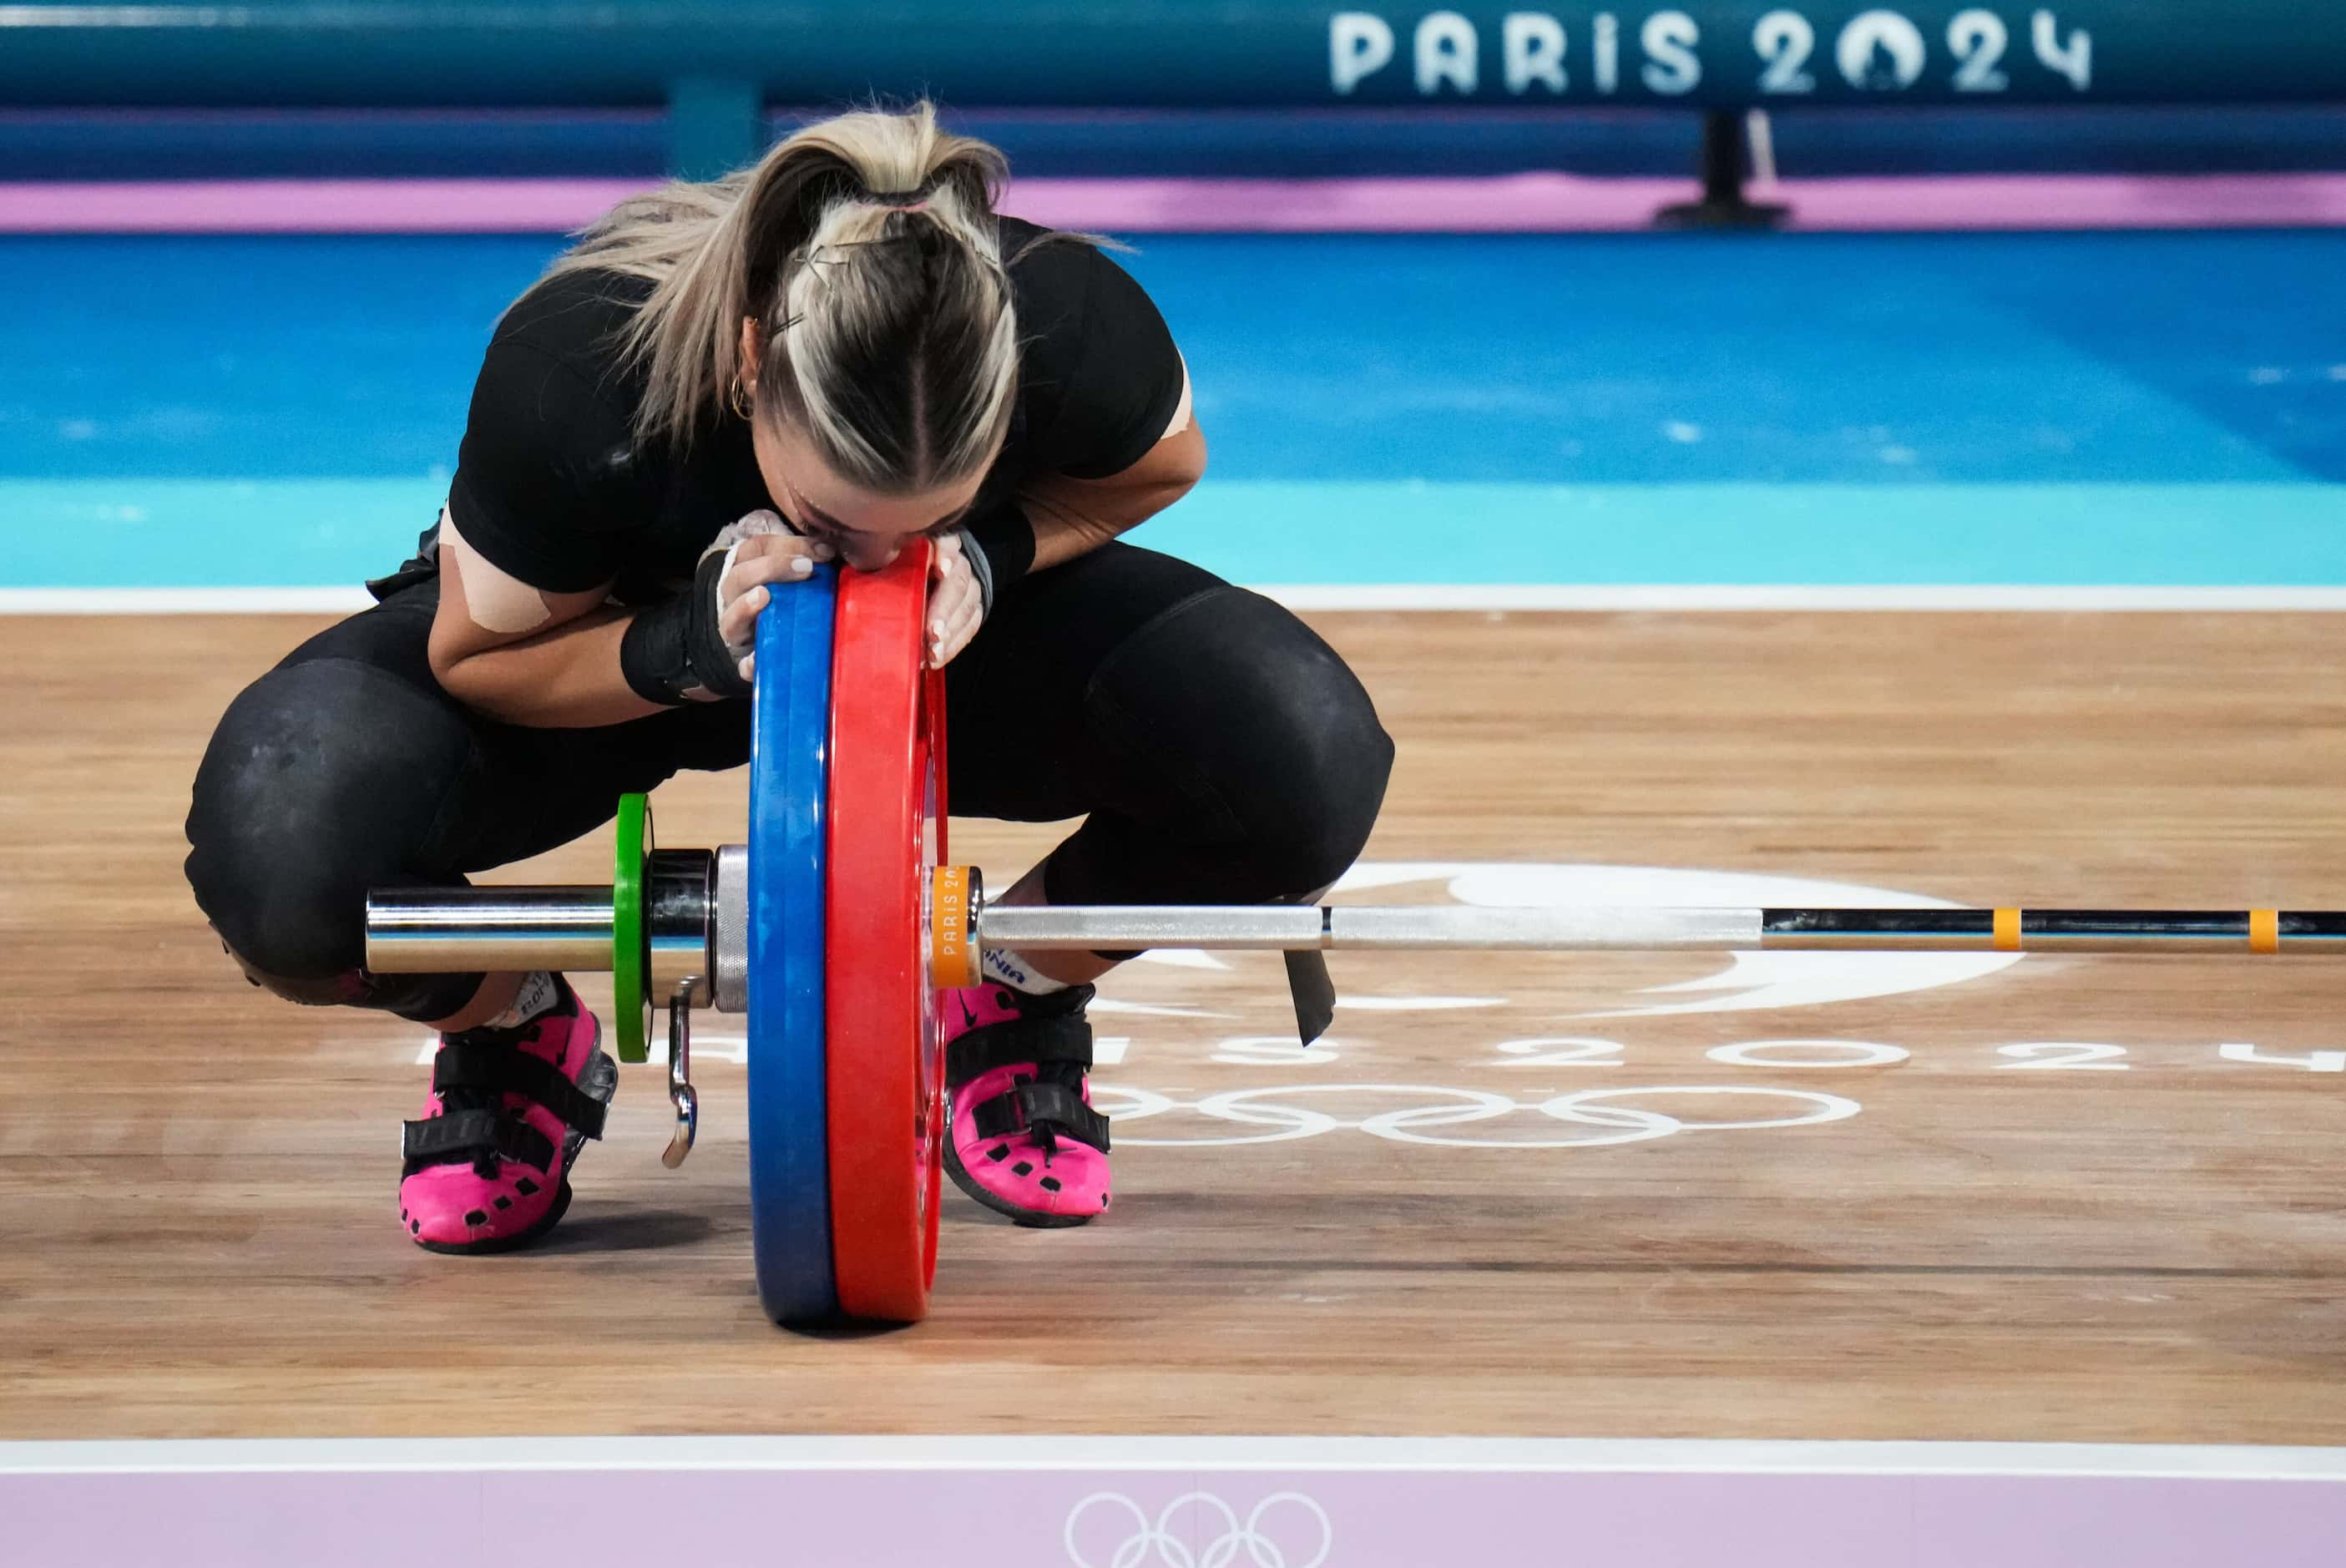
[947,1014,1093,1086]
[431,1042,608,1139]
[401,1109,558,1176]
[968,1081,1111,1154]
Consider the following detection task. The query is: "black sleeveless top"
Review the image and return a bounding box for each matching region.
[374,217,1185,604]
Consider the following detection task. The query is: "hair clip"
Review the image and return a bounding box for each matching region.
[864,176,943,212]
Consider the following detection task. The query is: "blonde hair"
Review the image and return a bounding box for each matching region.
[544,102,1024,492]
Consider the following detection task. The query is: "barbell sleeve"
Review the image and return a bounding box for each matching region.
[366,887,615,974]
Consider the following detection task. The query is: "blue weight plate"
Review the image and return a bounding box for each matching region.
[747,564,839,1324]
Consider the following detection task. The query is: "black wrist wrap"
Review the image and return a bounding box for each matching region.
[619,550,753,706]
[961,498,1037,591]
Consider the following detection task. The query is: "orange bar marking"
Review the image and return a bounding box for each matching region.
[2251,908,2281,954]
[1993,908,2021,952]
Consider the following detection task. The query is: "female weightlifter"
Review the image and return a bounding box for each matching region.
[185,103,1392,1252]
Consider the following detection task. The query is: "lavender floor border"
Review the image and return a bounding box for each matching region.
[4,1436,2345,1568]
[3,171,2343,234]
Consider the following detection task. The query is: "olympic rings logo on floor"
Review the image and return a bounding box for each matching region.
[1064,1491,1332,1568]
[1088,1082,1862,1148]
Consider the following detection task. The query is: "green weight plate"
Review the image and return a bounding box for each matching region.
[614,792,652,1065]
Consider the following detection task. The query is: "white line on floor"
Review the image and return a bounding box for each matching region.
[13,584,2346,615]
[3,1434,2343,1478]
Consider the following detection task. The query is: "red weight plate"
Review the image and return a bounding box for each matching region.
[825,542,947,1323]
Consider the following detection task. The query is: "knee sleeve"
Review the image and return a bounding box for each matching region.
[1056,587,1394,905]
[185,657,485,1020]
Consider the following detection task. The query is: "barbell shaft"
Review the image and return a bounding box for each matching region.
[974,905,2346,954]
[369,883,2346,976]
[974,903,1759,950]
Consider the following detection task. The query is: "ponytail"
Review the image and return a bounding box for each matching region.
[542,101,1028,490]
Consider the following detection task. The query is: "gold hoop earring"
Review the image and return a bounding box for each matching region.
[729,376,756,421]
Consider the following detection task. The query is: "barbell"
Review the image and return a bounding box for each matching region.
[365,544,2346,1325]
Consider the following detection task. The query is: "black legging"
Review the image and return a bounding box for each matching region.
[185,543,1394,1021]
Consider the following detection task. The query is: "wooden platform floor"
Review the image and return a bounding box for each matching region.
[5,609,2346,1444]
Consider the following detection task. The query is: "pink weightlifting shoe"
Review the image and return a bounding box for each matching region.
[942,980,1111,1227]
[399,972,615,1253]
